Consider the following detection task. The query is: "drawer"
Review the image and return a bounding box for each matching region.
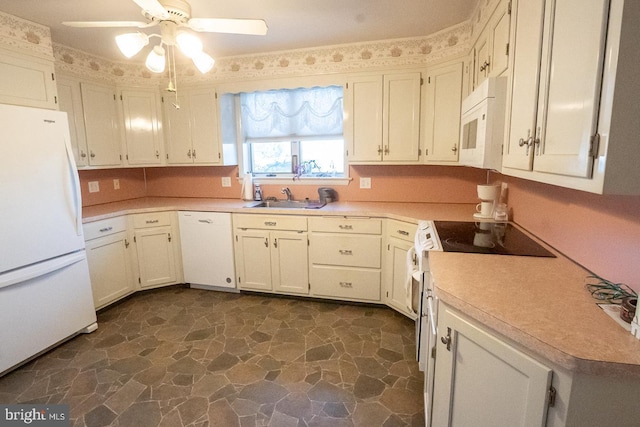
[309,217,382,234]
[233,214,307,231]
[310,265,381,302]
[387,219,417,243]
[310,234,381,268]
[83,216,127,241]
[132,211,173,229]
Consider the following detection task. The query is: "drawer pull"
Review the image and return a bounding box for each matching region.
[339,282,353,288]
[339,249,353,255]
[198,219,213,224]
[397,229,410,236]
[99,227,113,233]
[264,221,277,227]
[145,219,159,224]
[338,225,353,230]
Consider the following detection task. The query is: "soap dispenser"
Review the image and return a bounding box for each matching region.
[254,184,263,201]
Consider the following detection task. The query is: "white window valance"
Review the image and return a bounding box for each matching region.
[240,86,343,139]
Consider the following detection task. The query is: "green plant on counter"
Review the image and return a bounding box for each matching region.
[586,273,637,304]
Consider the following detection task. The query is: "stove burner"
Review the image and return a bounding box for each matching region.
[434,221,555,257]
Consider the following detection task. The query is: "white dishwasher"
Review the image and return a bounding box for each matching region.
[178,211,236,290]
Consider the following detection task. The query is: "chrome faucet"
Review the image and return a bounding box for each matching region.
[281,187,292,201]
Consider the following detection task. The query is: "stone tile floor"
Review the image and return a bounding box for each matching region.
[0,286,424,426]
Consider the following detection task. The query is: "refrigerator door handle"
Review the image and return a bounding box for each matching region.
[0,251,86,290]
[63,134,83,236]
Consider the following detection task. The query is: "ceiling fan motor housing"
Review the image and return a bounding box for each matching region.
[144,0,192,24]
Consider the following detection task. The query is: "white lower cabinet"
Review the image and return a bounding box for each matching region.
[431,303,553,427]
[308,217,382,302]
[178,211,235,289]
[233,214,309,295]
[132,212,180,289]
[384,220,418,318]
[83,217,135,309]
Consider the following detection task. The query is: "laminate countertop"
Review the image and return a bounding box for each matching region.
[82,197,640,379]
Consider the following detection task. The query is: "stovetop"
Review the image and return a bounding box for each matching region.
[434,221,555,257]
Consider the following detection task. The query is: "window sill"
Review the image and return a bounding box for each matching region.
[237,176,352,186]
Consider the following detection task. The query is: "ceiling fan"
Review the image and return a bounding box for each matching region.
[62,0,268,36]
[62,0,268,74]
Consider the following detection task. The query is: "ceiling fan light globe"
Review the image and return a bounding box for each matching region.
[146,45,166,73]
[192,51,215,73]
[176,31,203,58]
[116,32,149,58]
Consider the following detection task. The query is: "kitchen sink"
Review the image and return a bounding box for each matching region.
[245,200,326,209]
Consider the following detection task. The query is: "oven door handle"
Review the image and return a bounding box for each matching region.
[426,292,437,337]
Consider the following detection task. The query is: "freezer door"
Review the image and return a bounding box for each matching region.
[0,251,97,374]
[0,104,85,274]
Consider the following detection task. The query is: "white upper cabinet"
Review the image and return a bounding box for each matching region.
[120,87,164,166]
[503,0,640,194]
[346,72,421,163]
[0,48,58,110]
[80,82,122,167]
[471,0,512,90]
[164,87,221,165]
[56,76,89,167]
[422,61,464,163]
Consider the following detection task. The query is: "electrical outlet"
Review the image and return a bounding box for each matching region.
[113,179,120,190]
[221,177,232,187]
[360,177,371,189]
[88,181,100,193]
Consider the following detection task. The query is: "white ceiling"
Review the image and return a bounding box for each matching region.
[0,0,478,62]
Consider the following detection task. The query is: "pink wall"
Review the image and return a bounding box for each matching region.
[497,173,640,292]
[79,165,640,291]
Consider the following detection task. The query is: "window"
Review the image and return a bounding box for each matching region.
[239,86,345,178]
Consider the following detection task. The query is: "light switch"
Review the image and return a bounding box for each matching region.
[221,177,232,187]
[113,179,120,190]
[360,177,371,189]
[88,181,100,193]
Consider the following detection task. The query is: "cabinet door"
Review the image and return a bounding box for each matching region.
[431,305,552,427]
[489,1,511,78]
[383,72,421,162]
[346,75,384,162]
[190,88,221,164]
[423,62,463,163]
[164,92,193,164]
[532,0,608,178]
[272,231,309,295]
[135,227,177,288]
[473,34,490,89]
[85,231,134,309]
[121,88,163,165]
[502,0,545,171]
[80,82,122,166]
[385,237,415,318]
[57,76,89,167]
[235,229,272,291]
[0,49,57,110]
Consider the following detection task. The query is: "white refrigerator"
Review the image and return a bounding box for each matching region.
[0,104,97,375]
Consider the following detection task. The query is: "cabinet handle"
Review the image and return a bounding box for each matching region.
[397,229,410,236]
[167,233,172,242]
[338,225,353,230]
[273,238,278,248]
[264,221,277,227]
[479,60,491,72]
[80,150,87,158]
[451,144,457,153]
[192,149,196,158]
[187,149,192,158]
[518,129,536,156]
[90,151,96,158]
[384,145,389,155]
[339,282,353,288]
[441,327,452,351]
[198,219,213,224]
[99,227,113,233]
[145,219,159,224]
[377,145,383,155]
[339,249,353,255]
[155,150,159,159]
[264,238,269,247]
[124,238,130,248]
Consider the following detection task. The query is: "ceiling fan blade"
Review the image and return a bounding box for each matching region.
[188,18,268,36]
[132,0,170,19]
[62,21,151,28]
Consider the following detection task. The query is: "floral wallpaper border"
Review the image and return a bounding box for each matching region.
[53,21,472,87]
[0,10,53,59]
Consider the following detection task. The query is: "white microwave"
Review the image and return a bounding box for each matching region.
[459,77,507,170]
